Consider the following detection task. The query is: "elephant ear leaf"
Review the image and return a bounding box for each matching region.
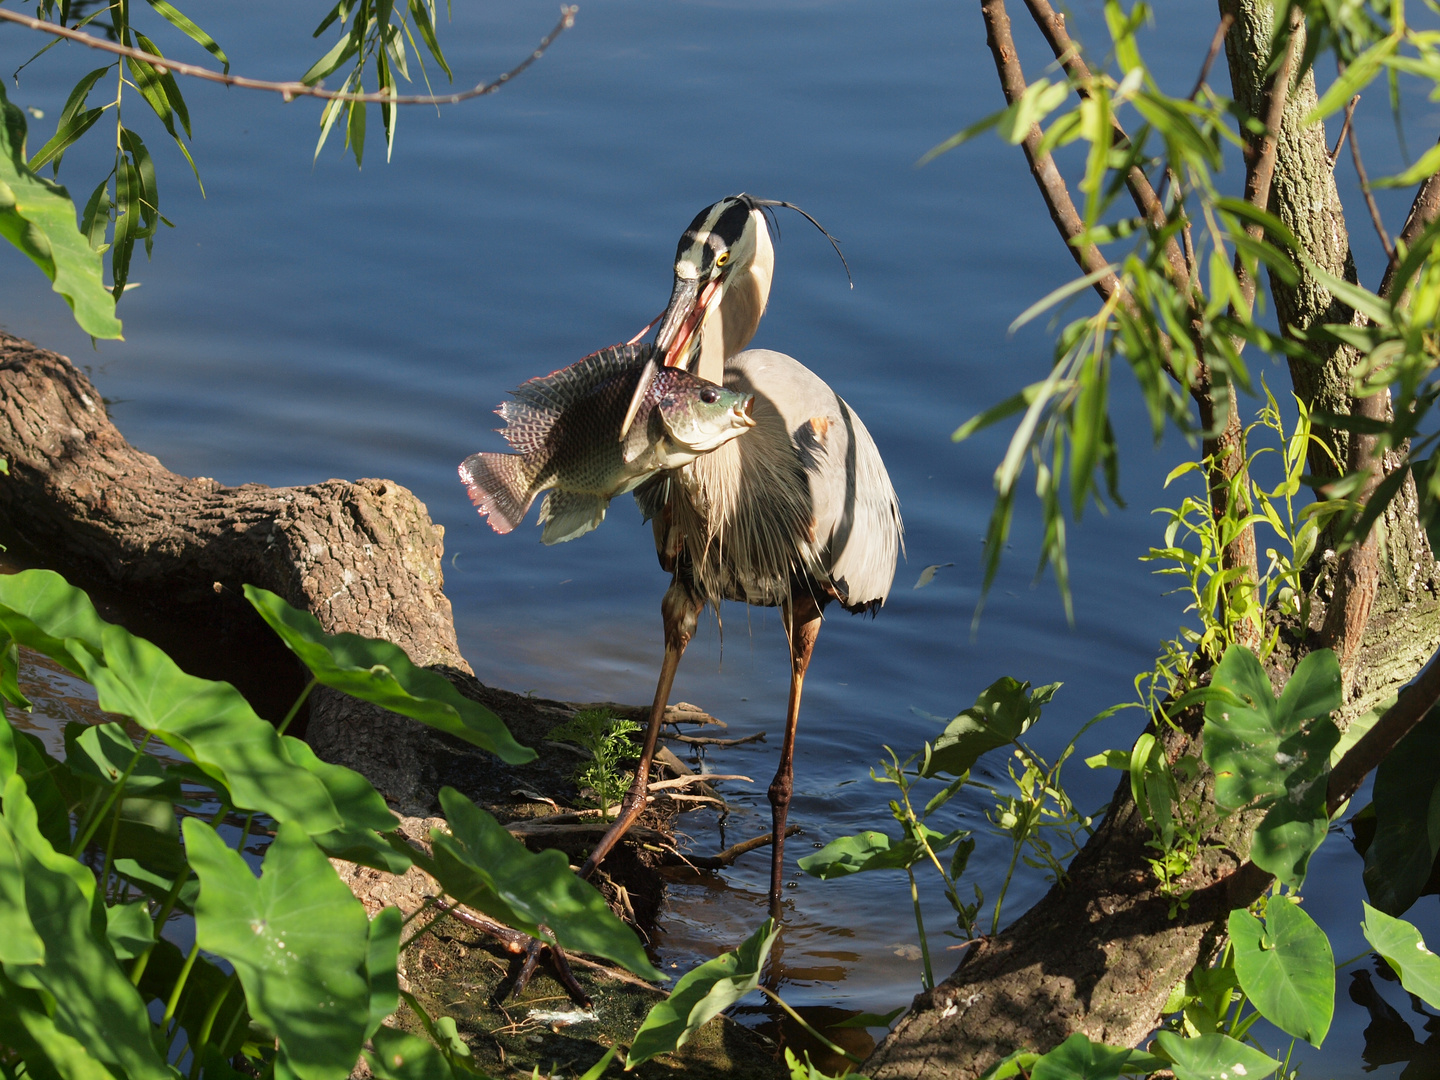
[0,82,122,339]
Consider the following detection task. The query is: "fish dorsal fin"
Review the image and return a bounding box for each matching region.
[500,343,652,455]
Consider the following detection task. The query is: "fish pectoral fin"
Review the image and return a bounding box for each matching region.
[459,452,537,534]
[538,490,610,545]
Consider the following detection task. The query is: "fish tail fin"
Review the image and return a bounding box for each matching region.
[538,490,610,545]
[459,453,536,534]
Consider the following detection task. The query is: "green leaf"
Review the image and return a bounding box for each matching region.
[245,586,534,765]
[1203,647,1340,886]
[1228,899,1333,1046]
[28,108,106,174]
[28,65,108,174]
[429,788,660,980]
[921,677,1058,778]
[407,0,452,80]
[0,971,118,1080]
[0,569,110,678]
[978,1050,1040,1080]
[366,1027,468,1080]
[1363,705,1440,915]
[0,815,45,965]
[1361,902,1440,1009]
[1305,33,1397,123]
[76,624,342,835]
[364,907,402,1041]
[0,82,121,338]
[66,721,175,798]
[1030,1034,1134,1080]
[829,1007,905,1029]
[797,830,924,878]
[1152,1032,1280,1080]
[347,99,366,168]
[103,900,155,960]
[186,817,371,1080]
[1203,645,1339,811]
[143,0,230,72]
[2,775,171,1080]
[281,735,395,833]
[626,919,778,1068]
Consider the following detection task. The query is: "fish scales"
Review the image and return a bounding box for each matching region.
[460,343,754,545]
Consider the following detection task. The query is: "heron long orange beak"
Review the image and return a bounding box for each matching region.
[619,275,724,442]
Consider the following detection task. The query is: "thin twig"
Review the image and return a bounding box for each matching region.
[665,731,767,748]
[1329,94,1359,166]
[1021,0,1191,295]
[1348,112,1397,269]
[1190,14,1235,101]
[659,825,802,870]
[0,6,576,105]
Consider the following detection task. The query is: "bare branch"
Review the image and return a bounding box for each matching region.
[1319,143,1440,671]
[1021,0,1193,295]
[1327,94,1358,166]
[1236,6,1299,315]
[1189,13,1235,101]
[1378,147,1440,300]
[981,0,1119,300]
[1327,646,1440,815]
[0,6,576,105]
[1347,105,1397,269]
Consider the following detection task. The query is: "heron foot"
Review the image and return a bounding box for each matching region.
[501,934,591,1007]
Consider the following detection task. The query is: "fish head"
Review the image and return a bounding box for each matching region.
[651,368,755,463]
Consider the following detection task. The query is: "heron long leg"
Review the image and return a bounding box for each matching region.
[509,577,702,1002]
[768,590,823,919]
[579,576,703,879]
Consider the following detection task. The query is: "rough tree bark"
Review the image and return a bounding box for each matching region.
[0,329,539,813]
[863,4,1440,1077]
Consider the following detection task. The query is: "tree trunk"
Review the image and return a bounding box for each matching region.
[0,330,534,814]
[863,3,1440,1075]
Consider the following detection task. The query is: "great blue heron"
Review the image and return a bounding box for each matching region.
[583,195,904,917]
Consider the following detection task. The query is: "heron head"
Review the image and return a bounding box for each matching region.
[653,194,774,376]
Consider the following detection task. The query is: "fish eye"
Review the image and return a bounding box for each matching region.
[715,251,730,267]
[699,386,720,404]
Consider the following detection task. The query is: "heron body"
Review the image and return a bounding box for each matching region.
[583,196,903,917]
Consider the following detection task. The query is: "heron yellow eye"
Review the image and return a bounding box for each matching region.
[716,251,730,267]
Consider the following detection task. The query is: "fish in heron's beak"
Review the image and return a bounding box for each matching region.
[619,274,726,440]
[459,344,753,545]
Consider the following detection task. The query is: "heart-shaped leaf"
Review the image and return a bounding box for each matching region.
[78,625,341,835]
[1229,899,1333,1046]
[2,776,170,1080]
[626,919,778,1068]
[429,788,659,981]
[922,677,1059,778]
[0,83,122,338]
[1030,1034,1137,1080]
[1152,1032,1280,1080]
[246,586,534,765]
[1361,902,1440,1009]
[798,831,925,879]
[186,817,371,1080]
[1363,706,1440,915]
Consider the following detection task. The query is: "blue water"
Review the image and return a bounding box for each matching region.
[3,1,1439,1072]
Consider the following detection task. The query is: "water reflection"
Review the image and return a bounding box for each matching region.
[1350,966,1440,1077]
